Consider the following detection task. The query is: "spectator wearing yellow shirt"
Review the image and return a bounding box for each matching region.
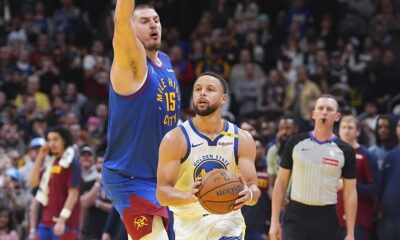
[15,75,50,112]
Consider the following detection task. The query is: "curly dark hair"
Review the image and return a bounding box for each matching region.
[375,114,398,149]
[45,126,73,149]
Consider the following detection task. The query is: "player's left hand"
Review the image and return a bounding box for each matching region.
[233,175,252,210]
[53,219,66,236]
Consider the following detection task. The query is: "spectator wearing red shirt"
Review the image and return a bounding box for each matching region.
[337,115,381,240]
[29,127,81,240]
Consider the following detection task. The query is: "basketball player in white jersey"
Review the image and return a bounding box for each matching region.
[156,72,260,240]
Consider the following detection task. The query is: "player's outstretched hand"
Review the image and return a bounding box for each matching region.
[233,175,251,210]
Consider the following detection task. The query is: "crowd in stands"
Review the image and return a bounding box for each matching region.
[1,0,400,239]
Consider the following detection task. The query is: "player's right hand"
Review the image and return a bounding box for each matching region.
[269,222,282,240]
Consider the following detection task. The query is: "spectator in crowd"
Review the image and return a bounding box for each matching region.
[83,40,110,99]
[195,52,231,80]
[0,205,19,240]
[233,62,265,120]
[18,137,46,189]
[283,66,321,129]
[52,0,81,36]
[79,145,111,240]
[29,127,81,239]
[30,34,55,69]
[374,50,400,111]
[358,102,379,146]
[379,117,400,240]
[278,54,296,83]
[65,82,87,119]
[257,68,286,114]
[267,114,298,199]
[337,115,381,240]
[69,122,86,151]
[93,103,108,138]
[369,115,398,170]
[35,56,60,95]
[15,75,50,112]
[230,48,265,92]
[170,45,195,110]
[1,123,26,155]
[286,0,313,37]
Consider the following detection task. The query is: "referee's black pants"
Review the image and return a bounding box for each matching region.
[283,200,339,240]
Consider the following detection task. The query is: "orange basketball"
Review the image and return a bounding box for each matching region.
[197,169,243,214]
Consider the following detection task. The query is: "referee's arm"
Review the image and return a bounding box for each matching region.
[269,136,295,240]
[270,168,291,240]
[342,146,357,240]
[343,178,357,239]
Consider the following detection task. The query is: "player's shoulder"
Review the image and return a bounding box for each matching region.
[158,51,172,63]
[163,126,185,142]
[237,126,254,143]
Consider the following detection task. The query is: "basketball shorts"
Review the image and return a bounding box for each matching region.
[173,210,245,240]
[102,167,169,239]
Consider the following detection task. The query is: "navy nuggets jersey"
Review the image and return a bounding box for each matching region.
[104,51,181,180]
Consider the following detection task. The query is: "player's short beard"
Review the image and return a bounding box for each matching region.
[143,40,161,52]
[193,102,218,116]
[144,43,160,51]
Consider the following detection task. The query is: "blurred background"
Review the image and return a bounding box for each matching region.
[1,0,400,239]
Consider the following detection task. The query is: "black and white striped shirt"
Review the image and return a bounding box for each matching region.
[280,132,356,206]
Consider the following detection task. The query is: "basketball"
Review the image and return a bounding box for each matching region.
[197,169,243,214]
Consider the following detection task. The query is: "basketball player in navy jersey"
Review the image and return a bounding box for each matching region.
[156,72,260,239]
[102,1,180,239]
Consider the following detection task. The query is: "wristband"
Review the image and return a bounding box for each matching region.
[29,228,36,233]
[95,199,101,208]
[60,208,71,219]
[247,189,253,203]
[94,182,101,188]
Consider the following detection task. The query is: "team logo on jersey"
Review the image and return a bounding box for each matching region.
[193,154,229,180]
[134,216,148,230]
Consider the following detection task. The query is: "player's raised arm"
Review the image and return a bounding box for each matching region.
[157,128,199,207]
[111,0,147,95]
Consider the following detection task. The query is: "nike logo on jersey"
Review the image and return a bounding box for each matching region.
[191,143,203,148]
[167,68,174,73]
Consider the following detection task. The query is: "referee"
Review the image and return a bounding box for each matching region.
[269,95,357,240]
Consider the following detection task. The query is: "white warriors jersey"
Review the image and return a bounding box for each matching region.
[170,118,241,218]
[170,119,246,240]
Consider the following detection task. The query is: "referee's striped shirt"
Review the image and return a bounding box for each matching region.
[280,132,356,206]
